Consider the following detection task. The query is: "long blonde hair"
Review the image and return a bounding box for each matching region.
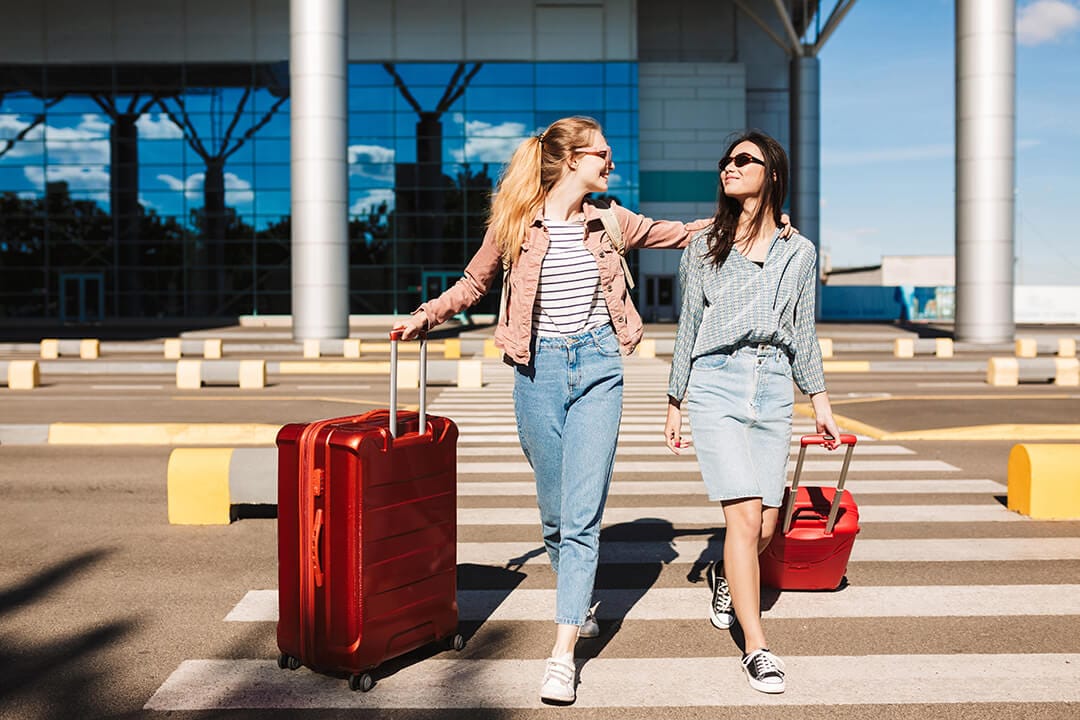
[487,115,602,264]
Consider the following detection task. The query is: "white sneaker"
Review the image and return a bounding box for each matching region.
[707,561,734,630]
[539,653,576,704]
[741,648,786,694]
[578,603,601,639]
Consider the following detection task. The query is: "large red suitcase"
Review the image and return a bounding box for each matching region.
[276,333,462,692]
[760,433,860,591]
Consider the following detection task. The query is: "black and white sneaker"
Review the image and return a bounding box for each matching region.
[706,561,734,629]
[741,648,786,694]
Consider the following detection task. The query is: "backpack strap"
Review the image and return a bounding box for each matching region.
[597,206,635,290]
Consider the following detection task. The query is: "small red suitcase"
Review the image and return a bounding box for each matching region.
[276,333,463,692]
[760,433,860,591]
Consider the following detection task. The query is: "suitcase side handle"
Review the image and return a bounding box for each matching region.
[782,433,857,535]
[388,330,427,438]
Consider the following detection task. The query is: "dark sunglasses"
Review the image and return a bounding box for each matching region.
[719,152,766,171]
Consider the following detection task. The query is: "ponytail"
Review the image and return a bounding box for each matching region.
[486,116,603,264]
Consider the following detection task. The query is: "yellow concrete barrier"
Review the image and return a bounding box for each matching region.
[636,338,657,358]
[344,338,362,358]
[818,338,834,359]
[163,338,183,359]
[40,339,59,359]
[1007,443,1080,519]
[238,360,267,389]
[167,448,234,524]
[1060,338,1077,359]
[935,338,954,358]
[176,360,203,389]
[893,338,915,358]
[203,338,223,359]
[1015,337,1038,358]
[457,359,483,388]
[483,339,501,359]
[303,339,321,358]
[443,338,462,359]
[79,339,100,359]
[3,360,40,389]
[987,357,1079,386]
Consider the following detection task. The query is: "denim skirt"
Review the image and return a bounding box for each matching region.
[685,344,794,507]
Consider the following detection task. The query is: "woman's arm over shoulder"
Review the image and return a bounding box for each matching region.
[610,202,713,251]
[415,225,503,330]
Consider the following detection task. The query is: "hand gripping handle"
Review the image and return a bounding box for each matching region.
[781,433,858,535]
[388,329,427,438]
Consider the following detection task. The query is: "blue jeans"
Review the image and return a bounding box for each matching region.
[513,324,623,626]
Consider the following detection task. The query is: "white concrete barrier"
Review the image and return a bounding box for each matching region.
[40,338,100,359]
[894,338,954,358]
[176,359,267,389]
[987,357,1080,386]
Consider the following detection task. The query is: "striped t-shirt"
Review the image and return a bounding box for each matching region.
[532,220,611,337]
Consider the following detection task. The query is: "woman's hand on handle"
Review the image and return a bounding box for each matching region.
[664,398,689,455]
[392,313,428,341]
[810,391,840,450]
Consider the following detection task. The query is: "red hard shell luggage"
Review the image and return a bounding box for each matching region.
[760,433,860,591]
[276,333,463,692]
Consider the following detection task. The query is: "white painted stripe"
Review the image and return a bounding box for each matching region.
[458,444,915,457]
[224,585,1080,624]
[297,384,371,390]
[458,459,959,474]
[90,384,164,390]
[456,433,877,444]
[144,654,1080,709]
[458,479,1006,496]
[457,537,1080,566]
[454,424,822,434]
[457,504,1021,525]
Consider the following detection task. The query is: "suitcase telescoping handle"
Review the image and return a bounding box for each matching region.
[388,329,427,438]
[781,433,858,535]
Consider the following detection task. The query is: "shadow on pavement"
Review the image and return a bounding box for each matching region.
[0,549,136,720]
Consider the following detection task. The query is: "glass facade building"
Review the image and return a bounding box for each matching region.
[0,61,638,321]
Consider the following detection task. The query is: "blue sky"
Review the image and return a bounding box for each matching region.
[819,0,1080,285]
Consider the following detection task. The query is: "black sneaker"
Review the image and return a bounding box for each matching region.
[706,561,734,629]
[741,648,786,693]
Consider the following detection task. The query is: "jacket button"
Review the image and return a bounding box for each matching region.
[605,284,612,292]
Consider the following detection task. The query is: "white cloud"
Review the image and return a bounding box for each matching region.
[1018,0,1080,45]
[136,113,184,140]
[156,171,254,205]
[350,189,396,217]
[348,144,395,165]
[455,120,533,164]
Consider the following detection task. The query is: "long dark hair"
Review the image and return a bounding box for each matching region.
[704,130,789,267]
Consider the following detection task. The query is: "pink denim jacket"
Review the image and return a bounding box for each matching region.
[414,199,710,365]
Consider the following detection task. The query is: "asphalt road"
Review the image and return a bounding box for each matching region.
[1,322,1079,719]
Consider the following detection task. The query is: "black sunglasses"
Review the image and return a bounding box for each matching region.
[719,152,766,171]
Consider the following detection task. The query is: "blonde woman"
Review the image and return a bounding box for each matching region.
[393,115,725,704]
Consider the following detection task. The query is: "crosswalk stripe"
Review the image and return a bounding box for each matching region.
[455,423,820,434]
[458,479,1006,495]
[456,433,876,444]
[223,585,1080,623]
[458,459,959,474]
[458,444,915,456]
[144,654,1080,709]
[455,537,1080,565]
[457,505,1021,524]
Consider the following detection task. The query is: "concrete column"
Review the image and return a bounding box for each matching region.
[790,53,821,318]
[290,0,349,340]
[955,0,1016,343]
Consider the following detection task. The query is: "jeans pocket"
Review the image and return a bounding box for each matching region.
[593,333,622,357]
[693,353,731,371]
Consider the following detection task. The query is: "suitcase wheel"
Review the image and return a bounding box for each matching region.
[349,672,375,692]
[277,653,301,671]
[446,633,466,652]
